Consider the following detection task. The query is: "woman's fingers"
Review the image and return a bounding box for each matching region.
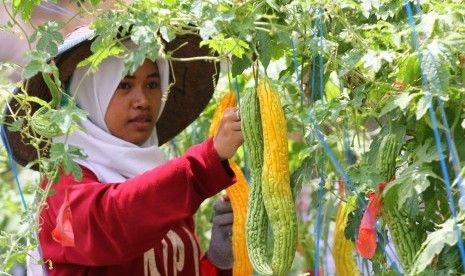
[213,107,244,160]
[223,107,240,122]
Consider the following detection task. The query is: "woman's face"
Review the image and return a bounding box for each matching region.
[105,59,162,145]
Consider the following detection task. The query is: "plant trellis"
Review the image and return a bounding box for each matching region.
[291,6,404,275]
[0,125,48,275]
[404,0,465,270]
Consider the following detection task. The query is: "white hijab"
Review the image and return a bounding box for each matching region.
[53,55,170,183]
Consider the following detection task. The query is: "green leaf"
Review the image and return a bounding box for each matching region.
[265,0,279,11]
[4,251,26,272]
[131,25,155,45]
[362,50,395,73]
[41,100,88,136]
[350,85,367,108]
[400,93,418,110]
[423,49,450,93]
[7,118,23,132]
[199,20,217,40]
[271,31,290,59]
[404,195,420,219]
[419,11,439,39]
[416,95,429,120]
[123,45,158,75]
[347,161,384,190]
[200,34,249,57]
[397,55,420,85]
[164,0,177,6]
[12,0,41,21]
[15,94,49,108]
[78,44,124,70]
[231,54,252,77]
[344,195,364,241]
[49,143,65,162]
[49,143,65,160]
[256,30,271,70]
[415,139,441,164]
[23,60,44,79]
[90,0,101,7]
[384,140,440,208]
[35,21,64,56]
[412,217,463,274]
[159,26,175,42]
[49,143,86,182]
[339,49,364,76]
[0,61,19,73]
[325,71,341,102]
[62,152,83,181]
[388,165,436,208]
[22,48,54,79]
[42,73,61,108]
[379,92,416,117]
[290,156,314,199]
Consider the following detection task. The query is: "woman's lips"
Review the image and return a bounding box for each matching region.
[129,115,153,129]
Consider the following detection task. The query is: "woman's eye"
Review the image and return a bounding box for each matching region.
[146,82,159,89]
[117,82,131,90]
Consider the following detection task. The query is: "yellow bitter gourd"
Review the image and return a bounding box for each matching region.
[208,91,253,276]
[257,79,297,276]
[333,199,359,276]
[241,88,272,275]
[227,161,253,276]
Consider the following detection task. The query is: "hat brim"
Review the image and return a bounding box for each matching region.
[4,31,219,167]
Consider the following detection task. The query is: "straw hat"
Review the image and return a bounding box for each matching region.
[3,26,219,167]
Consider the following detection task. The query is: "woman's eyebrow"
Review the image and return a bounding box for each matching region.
[147,72,159,78]
[122,72,159,79]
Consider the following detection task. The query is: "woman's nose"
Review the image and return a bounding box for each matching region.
[133,86,149,109]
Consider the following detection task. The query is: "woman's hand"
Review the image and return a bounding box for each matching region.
[213,107,243,160]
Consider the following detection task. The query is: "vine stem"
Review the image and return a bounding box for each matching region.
[1,0,33,50]
[170,56,220,62]
[2,234,22,269]
[333,6,368,49]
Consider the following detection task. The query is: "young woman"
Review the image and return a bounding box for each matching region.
[6,26,242,275]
